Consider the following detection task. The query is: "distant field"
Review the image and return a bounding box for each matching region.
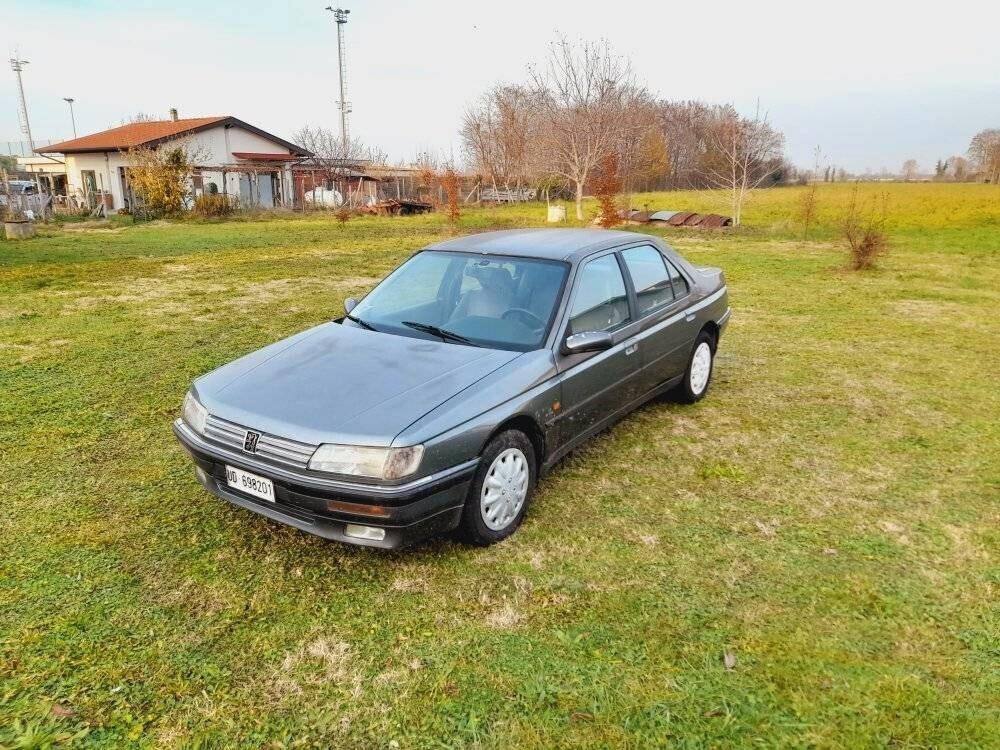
[1,184,998,748]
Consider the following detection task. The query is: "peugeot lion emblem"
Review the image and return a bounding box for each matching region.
[243,430,261,453]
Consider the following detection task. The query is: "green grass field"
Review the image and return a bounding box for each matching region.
[1,183,998,748]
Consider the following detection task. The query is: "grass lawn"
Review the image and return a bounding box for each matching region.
[1,183,998,748]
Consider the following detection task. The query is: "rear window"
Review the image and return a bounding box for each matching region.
[621,246,674,315]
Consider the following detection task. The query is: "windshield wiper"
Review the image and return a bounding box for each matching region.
[401,321,481,347]
[344,313,378,332]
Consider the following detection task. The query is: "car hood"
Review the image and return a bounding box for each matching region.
[195,322,520,446]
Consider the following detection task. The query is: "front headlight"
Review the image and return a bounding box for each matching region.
[308,444,424,480]
[182,391,209,435]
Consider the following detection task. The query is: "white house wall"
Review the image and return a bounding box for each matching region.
[65,152,129,209]
[185,126,295,165]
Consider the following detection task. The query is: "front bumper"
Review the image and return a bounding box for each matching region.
[173,419,475,549]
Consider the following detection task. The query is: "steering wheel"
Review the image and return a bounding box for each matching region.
[502,308,546,329]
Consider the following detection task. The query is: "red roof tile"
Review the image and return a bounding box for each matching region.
[37,117,228,154]
[35,117,311,157]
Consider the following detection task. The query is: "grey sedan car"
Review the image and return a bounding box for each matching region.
[174,229,730,548]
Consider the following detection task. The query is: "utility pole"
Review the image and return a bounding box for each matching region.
[63,97,77,138]
[324,7,351,151]
[10,55,34,153]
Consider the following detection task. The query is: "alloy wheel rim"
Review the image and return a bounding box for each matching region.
[690,342,712,394]
[480,448,529,531]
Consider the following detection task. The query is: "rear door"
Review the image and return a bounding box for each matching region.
[553,252,642,449]
[619,244,700,394]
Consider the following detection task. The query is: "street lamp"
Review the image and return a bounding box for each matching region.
[63,97,77,138]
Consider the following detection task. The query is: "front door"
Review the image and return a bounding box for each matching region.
[554,253,641,451]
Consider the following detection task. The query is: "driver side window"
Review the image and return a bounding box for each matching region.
[568,255,631,335]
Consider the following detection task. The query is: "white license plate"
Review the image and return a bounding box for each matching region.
[225,465,275,502]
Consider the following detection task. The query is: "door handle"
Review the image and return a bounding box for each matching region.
[625,342,638,356]
[685,311,696,322]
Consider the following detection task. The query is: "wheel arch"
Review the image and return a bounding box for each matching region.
[481,414,546,473]
[700,320,720,351]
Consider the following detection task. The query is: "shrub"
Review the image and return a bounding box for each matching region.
[797,184,819,240]
[193,193,236,218]
[126,144,197,219]
[841,185,889,270]
[334,205,352,225]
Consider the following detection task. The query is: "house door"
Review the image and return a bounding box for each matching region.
[238,174,253,206]
[257,173,274,207]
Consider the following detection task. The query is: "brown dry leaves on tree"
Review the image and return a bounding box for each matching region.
[592,153,622,228]
[441,168,461,224]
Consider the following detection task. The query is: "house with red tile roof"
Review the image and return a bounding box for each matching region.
[36,112,310,212]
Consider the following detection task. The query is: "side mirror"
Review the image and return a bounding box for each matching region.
[344,297,358,314]
[563,330,614,354]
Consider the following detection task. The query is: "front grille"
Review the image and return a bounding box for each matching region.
[204,414,317,470]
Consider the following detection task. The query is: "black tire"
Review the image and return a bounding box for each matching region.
[457,430,536,546]
[671,330,716,404]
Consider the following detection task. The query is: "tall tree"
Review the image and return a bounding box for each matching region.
[698,104,784,226]
[947,155,970,182]
[530,36,646,220]
[901,159,919,181]
[293,125,384,206]
[461,85,537,191]
[968,129,1000,183]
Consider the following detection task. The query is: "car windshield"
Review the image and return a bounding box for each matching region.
[348,250,568,351]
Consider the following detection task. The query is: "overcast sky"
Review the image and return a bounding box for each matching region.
[4,0,999,173]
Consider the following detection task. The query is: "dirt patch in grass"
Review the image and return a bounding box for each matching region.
[274,636,361,698]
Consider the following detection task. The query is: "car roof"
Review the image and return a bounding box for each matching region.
[425,228,647,263]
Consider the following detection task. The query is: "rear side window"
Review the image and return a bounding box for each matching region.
[665,258,689,297]
[568,255,630,334]
[621,246,674,314]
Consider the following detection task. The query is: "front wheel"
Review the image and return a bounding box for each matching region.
[672,331,715,403]
[457,430,535,546]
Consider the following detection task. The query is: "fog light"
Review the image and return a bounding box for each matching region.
[344,524,386,541]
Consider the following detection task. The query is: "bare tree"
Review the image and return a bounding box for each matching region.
[654,100,722,189]
[947,155,970,182]
[461,84,538,192]
[699,104,784,226]
[293,125,384,207]
[901,159,919,181]
[615,97,664,202]
[968,129,1000,184]
[530,36,646,220]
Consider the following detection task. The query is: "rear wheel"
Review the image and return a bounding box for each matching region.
[672,331,715,403]
[458,430,535,546]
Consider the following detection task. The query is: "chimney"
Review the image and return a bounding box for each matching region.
[169,108,178,121]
